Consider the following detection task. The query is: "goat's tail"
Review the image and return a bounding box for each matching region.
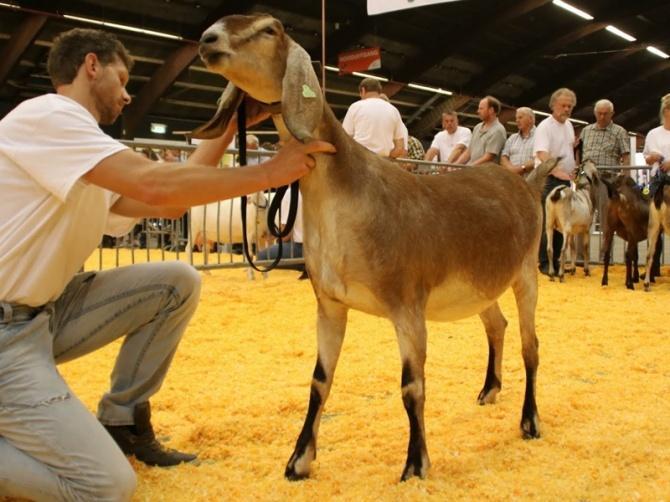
[525,157,560,194]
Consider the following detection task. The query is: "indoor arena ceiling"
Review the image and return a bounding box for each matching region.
[1,0,669,144]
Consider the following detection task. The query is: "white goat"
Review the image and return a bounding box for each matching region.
[193,14,557,482]
[188,192,268,253]
[544,161,599,281]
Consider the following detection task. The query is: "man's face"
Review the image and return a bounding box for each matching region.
[442,114,458,134]
[477,99,492,121]
[594,106,613,128]
[516,111,533,132]
[551,95,575,123]
[91,57,131,125]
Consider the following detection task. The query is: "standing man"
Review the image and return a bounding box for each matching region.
[534,87,578,275]
[424,111,471,170]
[501,106,536,176]
[455,95,507,165]
[0,28,334,501]
[342,77,406,159]
[578,99,630,168]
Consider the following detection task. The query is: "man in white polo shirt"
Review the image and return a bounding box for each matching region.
[533,87,578,275]
[0,28,334,501]
[424,111,471,171]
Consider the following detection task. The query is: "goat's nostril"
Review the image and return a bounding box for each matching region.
[201,33,218,45]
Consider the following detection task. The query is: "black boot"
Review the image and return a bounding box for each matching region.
[103,402,197,467]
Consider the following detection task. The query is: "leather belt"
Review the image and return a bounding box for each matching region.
[0,302,45,324]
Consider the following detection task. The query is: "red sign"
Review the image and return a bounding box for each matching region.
[337,47,381,75]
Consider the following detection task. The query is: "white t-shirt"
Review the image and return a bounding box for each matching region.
[643,126,670,176]
[342,97,405,156]
[533,115,576,179]
[430,126,472,161]
[0,94,130,305]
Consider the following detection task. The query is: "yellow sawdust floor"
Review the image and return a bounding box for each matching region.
[61,250,670,500]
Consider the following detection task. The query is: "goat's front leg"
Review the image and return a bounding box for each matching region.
[393,312,430,481]
[601,228,614,286]
[558,230,569,282]
[546,226,556,281]
[511,255,541,439]
[477,302,507,404]
[631,242,640,283]
[625,240,635,290]
[644,213,662,291]
[285,297,348,480]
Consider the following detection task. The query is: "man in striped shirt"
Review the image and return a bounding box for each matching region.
[501,106,536,176]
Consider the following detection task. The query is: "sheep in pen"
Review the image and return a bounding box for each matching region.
[192,13,558,481]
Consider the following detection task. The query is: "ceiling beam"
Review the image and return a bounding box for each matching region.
[0,14,47,87]
[393,0,550,84]
[123,0,251,138]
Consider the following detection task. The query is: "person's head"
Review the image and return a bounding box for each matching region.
[515,106,535,133]
[162,148,181,162]
[593,99,614,128]
[477,95,500,122]
[246,134,260,149]
[359,77,382,98]
[659,93,670,127]
[441,111,459,134]
[549,88,576,123]
[47,28,133,125]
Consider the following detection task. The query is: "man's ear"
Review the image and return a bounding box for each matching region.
[83,53,100,79]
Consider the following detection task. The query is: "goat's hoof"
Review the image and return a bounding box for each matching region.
[559,276,565,283]
[571,269,577,276]
[477,386,500,405]
[549,275,555,282]
[284,448,314,481]
[400,457,430,482]
[626,283,634,291]
[521,416,541,439]
[601,280,608,287]
[583,270,589,277]
[285,466,310,481]
[643,283,651,292]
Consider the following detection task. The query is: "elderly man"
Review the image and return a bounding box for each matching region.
[578,99,630,168]
[534,87,578,275]
[342,77,406,159]
[501,106,536,176]
[455,95,507,165]
[424,111,471,167]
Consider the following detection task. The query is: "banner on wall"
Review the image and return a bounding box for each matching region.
[337,47,382,74]
[367,0,463,16]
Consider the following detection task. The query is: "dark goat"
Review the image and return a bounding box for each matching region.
[601,175,660,289]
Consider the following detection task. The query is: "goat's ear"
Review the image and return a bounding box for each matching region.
[191,82,246,139]
[281,40,323,142]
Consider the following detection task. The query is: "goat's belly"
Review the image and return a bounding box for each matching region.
[424,280,504,322]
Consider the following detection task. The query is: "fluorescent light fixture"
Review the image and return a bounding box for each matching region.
[407,82,453,96]
[569,118,588,125]
[63,14,183,41]
[605,25,636,42]
[552,0,593,20]
[325,65,340,72]
[0,2,19,8]
[150,122,168,134]
[351,71,388,82]
[532,110,551,117]
[647,46,670,59]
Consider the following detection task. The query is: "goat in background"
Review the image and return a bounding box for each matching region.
[193,13,557,482]
[545,161,599,282]
[644,179,670,291]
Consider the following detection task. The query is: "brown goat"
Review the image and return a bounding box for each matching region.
[193,14,556,481]
[601,175,659,289]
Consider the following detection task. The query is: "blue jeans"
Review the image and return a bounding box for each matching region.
[257,242,304,269]
[0,261,201,501]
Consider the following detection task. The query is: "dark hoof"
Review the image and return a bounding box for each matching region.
[400,462,427,482]
[285,465,310,481]
[626,283,634,291]
[520,416,541,439]
[644,283,651,292]
[477,386,500,405]
[559,275,565,283]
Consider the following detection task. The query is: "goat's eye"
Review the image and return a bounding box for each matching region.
[264,27,276,36]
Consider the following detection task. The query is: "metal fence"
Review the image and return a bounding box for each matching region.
[88,141,667,272]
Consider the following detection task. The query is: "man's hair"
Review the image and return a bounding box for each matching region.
[659,93,670,123]
[359,77,382,93]
[47,28,133,87]
[549,87,577,108]
[442,110,458,119]
[516,106,535,124]
[483,95,501,115]
[594,99,614,113]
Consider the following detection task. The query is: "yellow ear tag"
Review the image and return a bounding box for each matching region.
[643,186,650,196]
[302,84,317,98]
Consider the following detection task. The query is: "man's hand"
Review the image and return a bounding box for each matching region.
[267,139,336,186]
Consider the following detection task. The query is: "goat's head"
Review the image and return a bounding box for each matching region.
[192,13,323,142]
[575,160,599,190]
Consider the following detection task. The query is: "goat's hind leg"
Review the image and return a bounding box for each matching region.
[511,256,541,439]
[582,233,590,277]
[477,302,507,404]
[393,311,431,481]
[285,297,348,480]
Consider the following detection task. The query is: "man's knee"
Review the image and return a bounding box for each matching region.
[162,261,201,307]
[69,461,136,502]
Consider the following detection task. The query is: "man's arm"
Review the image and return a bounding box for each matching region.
[424,147,438,161]
[446,144,466,164]
[455,148,471,165]
[469,152,496,166]
[84,139,335,210]
[389,138,406,159]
